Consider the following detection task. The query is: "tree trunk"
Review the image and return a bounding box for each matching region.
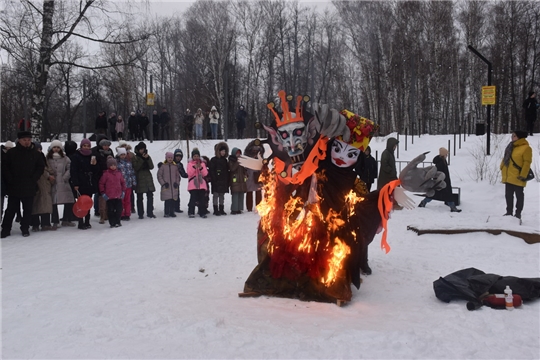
[31,0,55,141]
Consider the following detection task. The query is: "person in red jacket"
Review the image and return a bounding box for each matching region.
[99,158,126,228]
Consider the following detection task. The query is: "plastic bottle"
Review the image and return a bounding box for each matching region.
[504,286,514,310]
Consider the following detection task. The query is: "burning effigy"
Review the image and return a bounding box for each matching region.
[239,91,445,305]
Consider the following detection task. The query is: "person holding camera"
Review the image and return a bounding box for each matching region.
[132,142,156,219]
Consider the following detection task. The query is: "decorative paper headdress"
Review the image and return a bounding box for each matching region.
[337,110,379,151]
[267,90,306,128]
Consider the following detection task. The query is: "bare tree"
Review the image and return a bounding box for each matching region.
[0,0,149,140]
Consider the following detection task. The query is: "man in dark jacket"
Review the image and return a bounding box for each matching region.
[377,137,398,190]
[522,91,538,136]
[236,105,247,139]
[108,112,117,141]
[418,147,461,212]
[152,110,160,140]
[95,111,107,135]
[356,146,377,192]
[183,109,194,140]
[140,111,150,140]
[160,108,171,140]
[1,131,45,238]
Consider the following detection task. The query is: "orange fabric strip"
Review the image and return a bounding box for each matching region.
[377,179,401,254]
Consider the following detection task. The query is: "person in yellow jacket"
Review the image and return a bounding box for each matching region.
[500,130,533,219]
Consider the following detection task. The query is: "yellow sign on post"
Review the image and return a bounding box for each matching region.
[146,93,155,106]
[481,86,496,105]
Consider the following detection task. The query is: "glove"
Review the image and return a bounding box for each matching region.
[173,182,179,189]
[102,194,109,201]
[163,183,169,189]
[517,176,526,181]
[399,152,446,197]
[121,191,125,199]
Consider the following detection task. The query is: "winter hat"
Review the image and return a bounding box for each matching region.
[211,106,217,111]
[131,111,135,116]
[219,145,227,152]
[174,149,183,157]
[529,91,536,97]
[191,147,200,158]
[99,139,112,147]
[513,130,528,139]
[50,139,62,149]
[118,140,128,148]
[231,147,241,156]
[4,140,14,148]
[80,139,91,148]
[33,141,42,151]
[439,147,449,157]
[107,157,117,168]
[117,147,127,156]
[17,131,32,139]
[135,142,147,153]
[166,152,174,160]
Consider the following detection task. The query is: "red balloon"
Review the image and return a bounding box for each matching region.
[72,201,89,218]
[76,195,93,211]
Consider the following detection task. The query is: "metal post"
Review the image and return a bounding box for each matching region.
[448,139,451,166]
[149,75,153,143]
[83,77,87,139]
[453,133,456,156]
[459,125,462,148]
[224,69,228,142]
[405,128,408,151]
[396,132,399,159]
[467,45,492,155]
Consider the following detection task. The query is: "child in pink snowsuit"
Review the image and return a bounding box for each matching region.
[99,157,126,228]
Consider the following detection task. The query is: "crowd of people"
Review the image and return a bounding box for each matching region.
[0,125,534,238]
[0,133,265,238]
[94,104,251,143]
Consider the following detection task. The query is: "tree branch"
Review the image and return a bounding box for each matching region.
[54,30,148,45]
[49,60,140,70]
[51,0,95,52]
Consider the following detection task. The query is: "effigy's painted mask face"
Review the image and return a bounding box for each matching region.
[331,139,360,168]
[276,117,307,161]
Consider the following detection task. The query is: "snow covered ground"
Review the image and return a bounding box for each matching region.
[2,132,539,359]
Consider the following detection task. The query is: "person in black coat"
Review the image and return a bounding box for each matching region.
[1,132,45,238]
[70,139,100,229]
[418,147,461,212]
[183,109,194,140]
[108,112,117,141]
[522,91,538,136]
[159,108,171,140]
[209,142,229,215]
[95,111,107,135]
[127,112,138,141]
[236,105,247,139]
[356,146,377,192]
[152,110,160,140]
[140,111,150,140]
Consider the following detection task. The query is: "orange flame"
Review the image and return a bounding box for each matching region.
[256,168,368,287]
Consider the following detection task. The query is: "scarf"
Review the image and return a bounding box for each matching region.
[503,141,513,167]
[52,152,62,159]
[79,148,92,156]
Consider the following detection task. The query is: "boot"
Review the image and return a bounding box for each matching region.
[219,205,227,216]
[450,206,462,213]
[213,205,221,216]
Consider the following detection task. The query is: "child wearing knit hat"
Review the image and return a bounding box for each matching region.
[157,152,181,217]
[99,156,126,227]
[116,147,136,221]
[187,148,209,218]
